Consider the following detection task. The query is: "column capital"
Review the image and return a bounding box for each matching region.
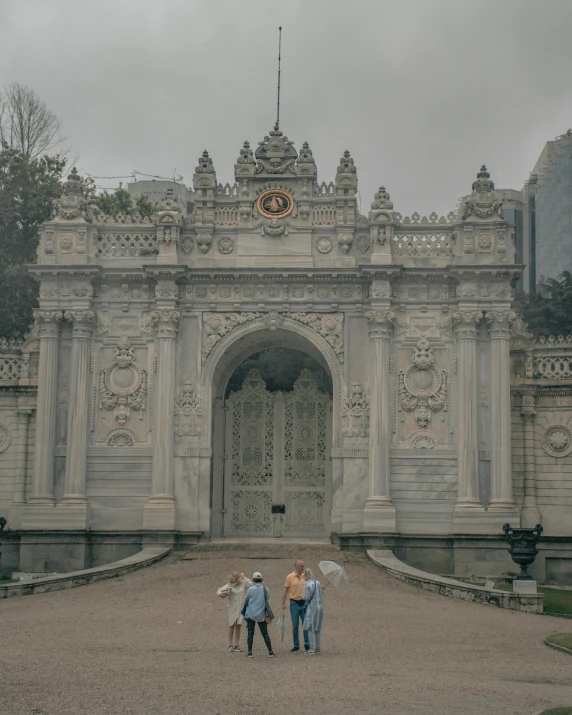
[485,310,517,339]
[151,309,181,338]
[452,310,483,339]
[16,409,33,422]
[64,310,96,338]
[365,310,395,339]
[33,310,63,339]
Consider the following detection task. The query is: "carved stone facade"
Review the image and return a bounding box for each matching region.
[0,127,570,578]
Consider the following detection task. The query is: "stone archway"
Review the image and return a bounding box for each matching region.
[200,316,345,538]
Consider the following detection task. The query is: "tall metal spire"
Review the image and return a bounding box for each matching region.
[275,26,282,132]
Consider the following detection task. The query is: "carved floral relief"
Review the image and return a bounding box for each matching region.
[99,337,147,426]
[398,338,447,428]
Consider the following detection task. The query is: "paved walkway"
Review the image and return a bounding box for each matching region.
[2,552,571,715]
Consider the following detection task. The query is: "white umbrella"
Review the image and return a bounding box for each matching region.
[318,560,349,590]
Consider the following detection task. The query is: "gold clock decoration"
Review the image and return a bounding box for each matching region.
[257,189,294,219]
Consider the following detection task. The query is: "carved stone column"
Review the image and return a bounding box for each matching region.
[452,311,484,527]
[27,311,62,508]
[520,393,540,527]
[363,309,396,532]
[59,311,95,527]
[486,310,519,518]
[144,309,180,530]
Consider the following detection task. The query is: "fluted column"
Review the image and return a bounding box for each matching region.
[144,309,180,530]
[520,394,540,527]
[363,309,396,532]
[28,311,62,506]
[452,311,483,518]
[486,310,518,516]
[59,311,95,526]
[12,409,32,504]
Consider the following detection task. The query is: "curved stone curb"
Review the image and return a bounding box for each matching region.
[367,549,543,614]
[544,638,572,656]
[0,547,170,599]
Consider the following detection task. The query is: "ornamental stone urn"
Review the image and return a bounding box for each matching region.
[503,523,543,580]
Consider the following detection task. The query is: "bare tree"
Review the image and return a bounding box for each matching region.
[0,83,65,158]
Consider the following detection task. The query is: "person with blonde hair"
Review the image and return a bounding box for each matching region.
[303,568,324,655]
[217,570,252,652]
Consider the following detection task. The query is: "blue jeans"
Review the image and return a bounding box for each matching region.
[290,600,310,650]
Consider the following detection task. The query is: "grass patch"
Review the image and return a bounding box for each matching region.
[539,708,572,714]
[498,585,572,615]
[545,633,572,654]
[461,580,572,615]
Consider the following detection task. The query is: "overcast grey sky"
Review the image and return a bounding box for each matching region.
[1,0,571,215]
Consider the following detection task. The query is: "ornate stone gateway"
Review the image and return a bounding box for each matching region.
[223,369,331,538]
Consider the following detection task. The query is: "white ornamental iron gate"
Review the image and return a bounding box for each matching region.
[223,369,332,538]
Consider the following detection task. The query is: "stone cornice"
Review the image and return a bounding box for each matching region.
[448,265,523,281]
[180,267,369,283]
[28,265,102,282]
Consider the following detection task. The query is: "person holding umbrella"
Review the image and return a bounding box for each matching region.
[303,568,324,655]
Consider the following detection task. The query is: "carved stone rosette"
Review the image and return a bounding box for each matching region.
[398,338,447,428]
[99,337,147,426]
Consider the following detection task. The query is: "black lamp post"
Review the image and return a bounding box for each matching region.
[503,523,543,580]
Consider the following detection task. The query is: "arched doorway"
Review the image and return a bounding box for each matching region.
[211,343,334,539]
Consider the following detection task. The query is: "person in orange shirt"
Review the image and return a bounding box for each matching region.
[282,559,310,652]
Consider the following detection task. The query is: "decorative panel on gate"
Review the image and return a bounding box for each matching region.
[282,370,331,536]
[224,369,275,536]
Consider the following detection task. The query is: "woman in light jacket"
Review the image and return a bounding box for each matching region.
[303,568,324,654]
[217,571,252,652]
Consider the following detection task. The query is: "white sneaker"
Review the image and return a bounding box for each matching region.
[306,649,316,654]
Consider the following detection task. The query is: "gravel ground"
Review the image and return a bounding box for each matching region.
[1,552,571,715]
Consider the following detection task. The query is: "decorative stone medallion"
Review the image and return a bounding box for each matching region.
[218,237,234,254]
[0,423,11,453]
[541,424,572,458]
[257,189,294,219]
[317,237,332,254]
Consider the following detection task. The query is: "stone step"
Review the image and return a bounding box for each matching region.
[181,540,345,562]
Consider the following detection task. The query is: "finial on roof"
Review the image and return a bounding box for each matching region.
[337,150,356,175]
[237,141,256,165]
[64,167,84,196]
[472,164,494,194]
[371,186,393,211]
[195,150,215,174]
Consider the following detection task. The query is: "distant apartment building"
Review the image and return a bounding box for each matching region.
[499,130,572,293]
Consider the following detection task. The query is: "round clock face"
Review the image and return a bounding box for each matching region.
[257,189,294,219]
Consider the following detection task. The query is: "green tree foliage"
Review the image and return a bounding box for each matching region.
[95,184,155,219]
[515,271,572,337]
[0,145,64,338]
[225,348,332,397]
